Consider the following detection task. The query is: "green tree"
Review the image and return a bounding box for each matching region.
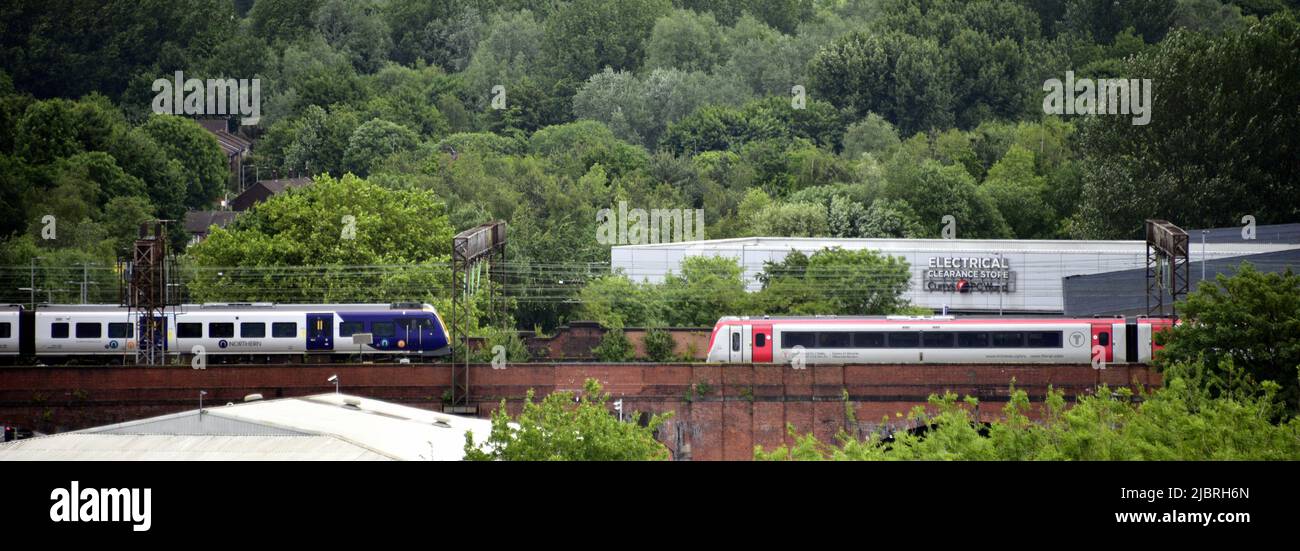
[644,9,727,72]
[461,9,546,111]
[313,0,392,73]
[577,274,660,329]
[842,113,901,160]
[541,0,672,83]
[250,0,323,44]
[1156,263,1300,417]
[140,115,228,209]
[186,174,453,303]
[342,118,419,176]
[751,202,829,237]
[1061,0,1177,43]
[882,158,1012,238]
[573,67,750,149]
[754,248,913,316]
[809,31,956,135]
[592,328,635,361]
[642,326,677,362]
[980,145,1054,238]
[1074,14,1300,238]
[659,255,748,326]
[464,379,671,460]
[0,0,236,100]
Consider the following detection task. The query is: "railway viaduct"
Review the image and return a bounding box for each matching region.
[0,362,1159,460]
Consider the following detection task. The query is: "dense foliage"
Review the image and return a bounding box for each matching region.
[463,378,671,460]
[756,377,1300,460]
[1154,263,1300,416]
[1,0,1297,332]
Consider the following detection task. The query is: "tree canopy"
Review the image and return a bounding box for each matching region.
[464,378,671,461]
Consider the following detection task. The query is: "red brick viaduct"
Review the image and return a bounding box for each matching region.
[0,361,1158,460]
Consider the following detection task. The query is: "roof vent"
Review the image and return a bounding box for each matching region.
[244,393,263,402]
[343,398,362,409]
[432,415,452,428]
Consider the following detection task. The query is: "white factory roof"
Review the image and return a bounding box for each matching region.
[0,393,493,461]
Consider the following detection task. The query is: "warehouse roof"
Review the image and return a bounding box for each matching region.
[1063,248,1300,317]
[1187,223,1300,245]
[0,393,493,461]
[613,236,1295,255]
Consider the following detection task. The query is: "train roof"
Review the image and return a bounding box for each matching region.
[32,303,436,312]
[716,315,1170,323]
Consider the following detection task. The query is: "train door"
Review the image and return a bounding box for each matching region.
[752,322,772,363]
[1090,322,1113,364]
[306,313,333,351]
[396,318,426,352]
[726,324,744,362]
[1111,321,1128,364]
[137,315,168,354]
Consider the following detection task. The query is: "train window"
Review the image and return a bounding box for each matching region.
[108,323,133,339]
[177,323,202,339]
[853,332,885,348]
[887,332,920,348]
[0,322,9,338]
[1097,332,1110,346]
[272,322,297,338]
[992,332,1025,347]
[75,323,101,339]
[755,333,766,347]
[818,332,852,348]
[957,332,989,348]
[731,332,740,352]
[783,331,815,349]
[209,323,234,338]
[339,321,363,337]
[240,323,266,338]
[922,332,954,348]
[1026,331,1063,348]
[371,322,395,338]
[51,323,69,339]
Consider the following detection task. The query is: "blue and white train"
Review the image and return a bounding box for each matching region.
[0,302,451,363]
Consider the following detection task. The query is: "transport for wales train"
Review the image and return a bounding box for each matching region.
[705,315,1174,365]
[0,303,450,363]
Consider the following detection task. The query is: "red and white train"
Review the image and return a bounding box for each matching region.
[705,316,1174,365]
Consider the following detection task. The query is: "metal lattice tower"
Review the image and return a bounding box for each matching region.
[125,221,173,365]
[448,221,507,414]
[1145,219,1190,319]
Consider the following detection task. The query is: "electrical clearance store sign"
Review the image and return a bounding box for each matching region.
[923,256,1016,294]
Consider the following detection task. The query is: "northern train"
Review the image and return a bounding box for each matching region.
[0,302,451,363]
[705,315,1174,365]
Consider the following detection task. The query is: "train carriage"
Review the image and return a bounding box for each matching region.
[0,306,21,357]
[706,316,1173,365]
[6,302,451,363]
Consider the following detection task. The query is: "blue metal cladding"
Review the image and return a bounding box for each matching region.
[336,311,450,354]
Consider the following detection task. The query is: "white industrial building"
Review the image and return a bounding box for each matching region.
[611,234,1300,314]
[0,393,493,461]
